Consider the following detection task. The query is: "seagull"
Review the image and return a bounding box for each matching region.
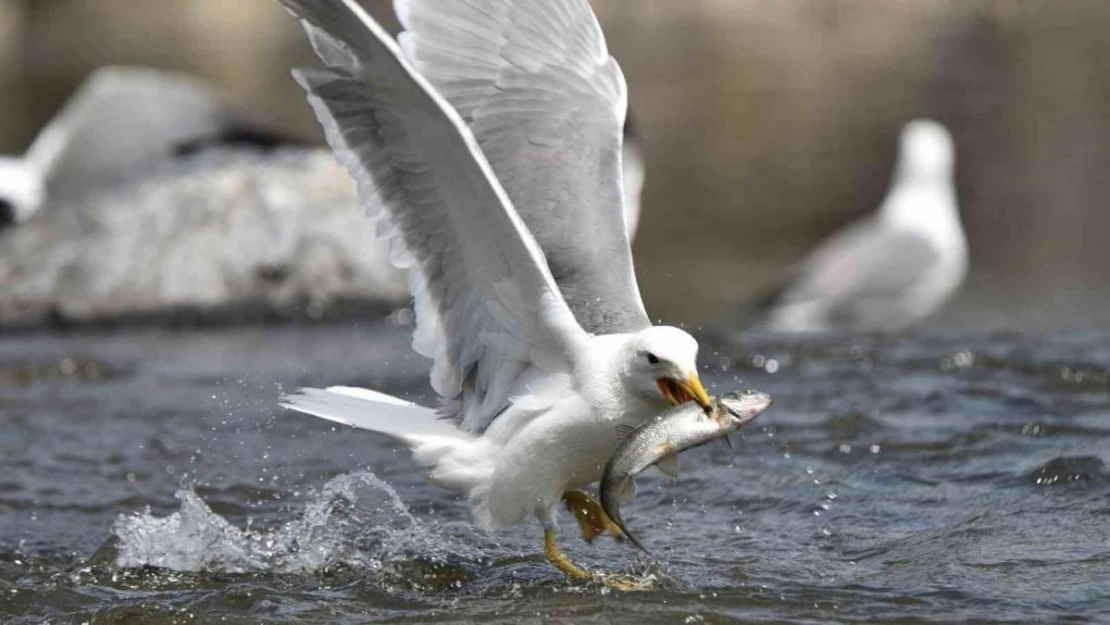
[275,0,711,584]
[756,120,968,332]
[0,66,295,228]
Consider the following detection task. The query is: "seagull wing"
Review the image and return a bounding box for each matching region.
[278,0,587,432]
[773,219,941,327]
[394,0,651,334]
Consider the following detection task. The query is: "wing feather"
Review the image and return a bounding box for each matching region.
[278,0,586,432]
[395,0,651,334]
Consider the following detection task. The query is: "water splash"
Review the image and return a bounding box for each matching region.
[112,471,453,574]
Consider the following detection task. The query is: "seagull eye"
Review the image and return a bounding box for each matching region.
[646,353,660,365]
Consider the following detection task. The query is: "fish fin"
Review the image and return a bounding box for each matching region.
[617,476,637,504]
[656,453,679,479]
[720,434,733,451]
[614,423,636,442]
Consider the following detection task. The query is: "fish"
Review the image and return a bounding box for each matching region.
[599,390,773,554]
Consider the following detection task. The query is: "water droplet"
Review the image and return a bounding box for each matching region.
[953,351,974,368]
[59,358,76,376]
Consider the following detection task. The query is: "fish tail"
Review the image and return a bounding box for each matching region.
[613,514,651,556]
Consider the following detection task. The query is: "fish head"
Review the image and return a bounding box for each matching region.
[717,389,772,430]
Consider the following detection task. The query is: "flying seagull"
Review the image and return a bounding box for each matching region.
[0,66,295,228]
[276,0,711,585]
[756,120,968,332]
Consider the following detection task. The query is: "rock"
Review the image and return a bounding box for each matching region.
[0,147,407,328]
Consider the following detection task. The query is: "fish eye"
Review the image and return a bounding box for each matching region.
[646,352,660,365]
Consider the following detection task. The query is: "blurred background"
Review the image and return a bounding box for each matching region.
[1,0,1109,331]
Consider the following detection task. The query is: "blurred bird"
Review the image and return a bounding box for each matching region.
[755,120,967,332]
[277,0,709,586]
[0,66,296,229]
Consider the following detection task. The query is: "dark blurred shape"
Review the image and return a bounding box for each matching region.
[0,199,16,231]
[752,121,966,332]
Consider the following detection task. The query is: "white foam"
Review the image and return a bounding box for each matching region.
[112,471,459,574]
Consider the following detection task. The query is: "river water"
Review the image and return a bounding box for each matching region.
[2,322,1108,623]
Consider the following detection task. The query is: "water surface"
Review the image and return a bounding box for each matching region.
[2,323,1108,623]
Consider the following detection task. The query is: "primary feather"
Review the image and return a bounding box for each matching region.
[394,0,649,334]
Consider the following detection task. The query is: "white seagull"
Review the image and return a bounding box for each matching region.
[275,0,711,583]
[757,120,968,332]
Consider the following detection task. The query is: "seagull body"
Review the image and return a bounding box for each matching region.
[758,120,967,332]
[276,0,709,581]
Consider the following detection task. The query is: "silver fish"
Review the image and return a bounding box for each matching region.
[600,390,773,553]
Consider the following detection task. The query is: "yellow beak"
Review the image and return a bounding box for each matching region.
[656,372,712,410]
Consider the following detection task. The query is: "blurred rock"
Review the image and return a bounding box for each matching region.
[0,147,406,328]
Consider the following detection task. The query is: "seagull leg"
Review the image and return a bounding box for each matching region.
[544,525,651,591]
[562,489,624,543]
[544,528,590,580]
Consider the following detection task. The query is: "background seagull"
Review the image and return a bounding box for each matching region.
[275,0,711,585]
[755,119,968,332]
[0,66,295,228]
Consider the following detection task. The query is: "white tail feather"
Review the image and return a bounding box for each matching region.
[281,385,470,449]
[281,386,492,494]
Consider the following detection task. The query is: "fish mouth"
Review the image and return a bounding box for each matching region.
[719,391,773,425]
[656,373,712,410]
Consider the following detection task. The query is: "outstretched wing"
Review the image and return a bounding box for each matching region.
[277,0,587,432]
[394,0,651,334]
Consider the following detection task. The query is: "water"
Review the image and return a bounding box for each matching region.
[2,322,1108,623]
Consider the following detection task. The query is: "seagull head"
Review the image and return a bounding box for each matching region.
[0,157,44,227]
[896,119,954,182]
[622,326,711,410]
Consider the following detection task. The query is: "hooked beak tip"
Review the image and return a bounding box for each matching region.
[685,372,712,410]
